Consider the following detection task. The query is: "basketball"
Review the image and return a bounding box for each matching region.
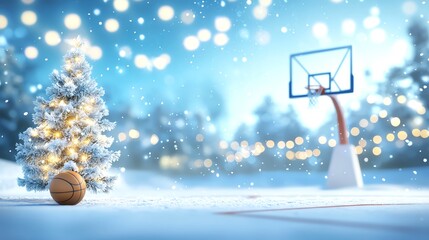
[49,171,86,205]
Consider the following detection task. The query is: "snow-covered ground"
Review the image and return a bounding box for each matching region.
[1,159,429,240]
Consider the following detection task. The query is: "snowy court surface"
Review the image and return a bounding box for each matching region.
[1,159,429,240]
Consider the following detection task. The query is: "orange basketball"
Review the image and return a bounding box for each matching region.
[49,171,86,205]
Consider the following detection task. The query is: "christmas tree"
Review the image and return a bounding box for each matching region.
[16,38,120,192]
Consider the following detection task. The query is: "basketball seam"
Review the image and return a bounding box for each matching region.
[50,189,85,194]
[52,178,75,204]
[53,177,81,186]
[65,171,83,204]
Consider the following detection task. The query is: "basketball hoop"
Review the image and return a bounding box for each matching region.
[307,85,324,107]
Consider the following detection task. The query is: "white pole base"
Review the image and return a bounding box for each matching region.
[326,144,364,189]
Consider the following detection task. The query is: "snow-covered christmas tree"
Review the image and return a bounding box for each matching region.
[16,37,120,192]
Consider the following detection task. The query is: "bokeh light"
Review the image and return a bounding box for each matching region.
[390,117,401,127]
[105,18,119,32]
[180,10,194,24]
[372,147,382,156]
[213,33,229,46]
[312,22,328,39]
[342,19,355,35]
[21,11,37,26]
[113,0,129,12]
[253,5,268,20]
[24,46,38,59]
[215,17,231,32]
[44,31,61,46]
[0,15,8,29]
[183,36,200,51]
[153,54,171,70]
[87,46,102,60]
[64,13,81,30]
[134,54,151,69]
[197,29,211,42]
[158,5,175,21]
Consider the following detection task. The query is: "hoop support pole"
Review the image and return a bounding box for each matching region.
[328,95,349,145]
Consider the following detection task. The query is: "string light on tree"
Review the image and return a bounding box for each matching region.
[16,37,120,192]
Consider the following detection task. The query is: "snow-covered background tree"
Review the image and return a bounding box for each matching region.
[0,44,33,160]
[16,38,120,192]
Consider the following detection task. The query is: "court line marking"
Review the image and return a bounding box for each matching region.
[217,203,429,233]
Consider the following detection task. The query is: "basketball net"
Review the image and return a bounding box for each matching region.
[308,86,324,107]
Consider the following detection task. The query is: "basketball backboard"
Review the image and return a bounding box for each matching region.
[289,46,353,98]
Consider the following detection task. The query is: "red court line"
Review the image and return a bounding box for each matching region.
[218,202,429,215]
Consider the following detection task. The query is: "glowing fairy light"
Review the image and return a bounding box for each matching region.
[313,149,321,157]
[118,132,127,142]
[295,136,304,145]
[219,140,228,149]
[286,151,295,160]
[113,0,129,12]
[80,153,89,162]
[359,139,367,147]
[240,141,249,148]
[350,127,360,136]
[150,134,159,145]
[183,36,200,51]
[47,154,59,163]
[359,119,369,128]
[215,17,232,32]
[253,5,268,20]
[87,46,102,60]
[373,135,382,144]
[152,54,171,70]
[420,130,429,139]
[328,139,337,147]
[30,129,38,137]
[372,147,382,156]
[196,134,204,142]
[379,110,388,118]
[24,46,38,59]
[21,10,37,26]
[397,95,407,104]
[312,22,329,39]
[203,159,212,168]
[64,13,81,30]
[266,140,275,148]
[355,146,363,155]
[397,131,407,140]
[0,15,8,29]
[180,10,194,24]
[412,129,421,137]
[277,141,285,149]
[128,129,140,139]
[386,133,395,142]
[158,5,174,21]
[44,31,61,46]
[318,136,327,144]
[105,18,119,32]
[286,140,294,149]
[213,33,229,46]
[230,141,239,150]
[197,29,211,42]
[259,0,272,7]
[134,54,151,69]
[341,19,355,36]
[383,97,392,106]
[370,115,378,123]
[53,131,62,138]
[364,16,380,29]
[390,117,401,127]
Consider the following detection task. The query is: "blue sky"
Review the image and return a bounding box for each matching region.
[0,0,427,138]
